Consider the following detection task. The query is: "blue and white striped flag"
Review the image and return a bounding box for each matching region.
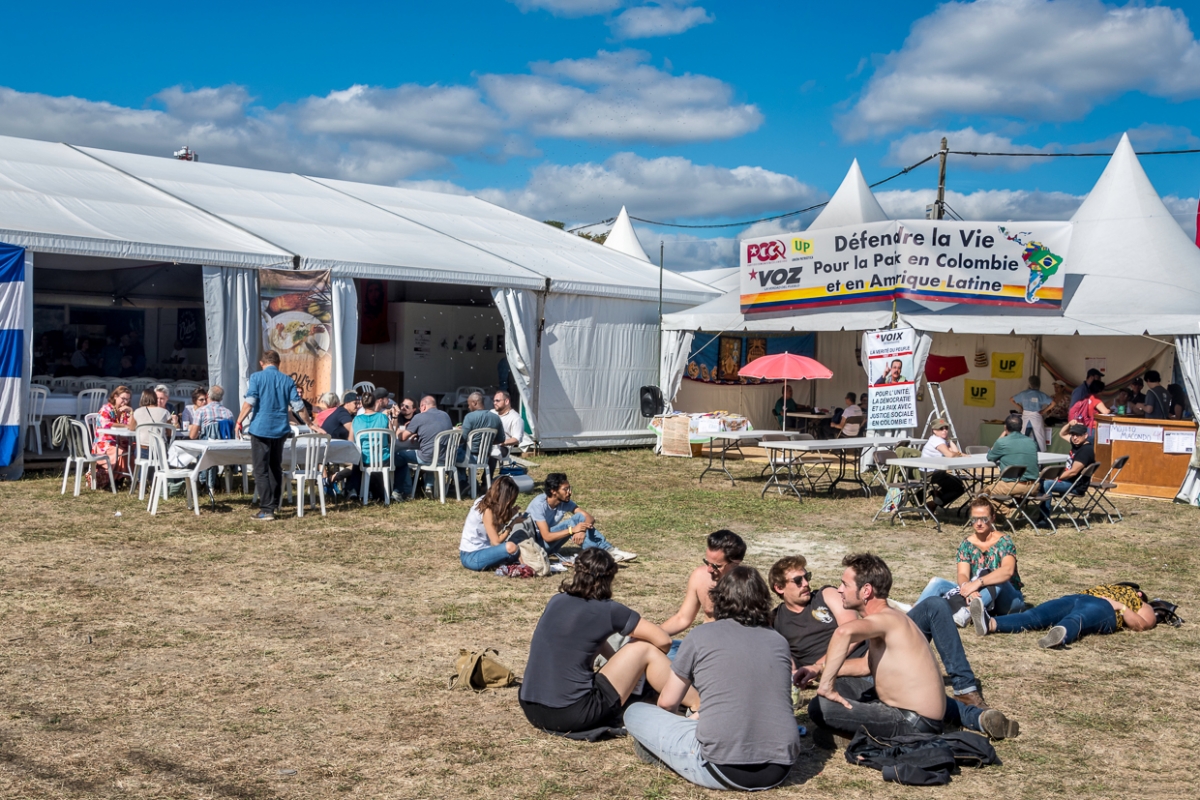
[0,243,26,469]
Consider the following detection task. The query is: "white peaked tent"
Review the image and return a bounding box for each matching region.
[603,206,651,262]
[676,267,739,293]
[659,160,898,424]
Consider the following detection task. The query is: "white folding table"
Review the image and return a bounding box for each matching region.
[760,435,912,499]
[697,430,767,486]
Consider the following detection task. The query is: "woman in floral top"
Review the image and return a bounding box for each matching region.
[914,496,1025,621]
[93,385,132,488]
[971,583,1157,649]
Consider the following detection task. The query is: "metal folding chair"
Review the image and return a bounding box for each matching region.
[1048,462,1102,531]
[984,465,1030,533]
[1013,465,1064,533]
[872,449,935,527]
[1082,455,1129,523]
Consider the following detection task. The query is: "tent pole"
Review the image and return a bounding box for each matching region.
[658,241,664,389]
[531,278,549,452]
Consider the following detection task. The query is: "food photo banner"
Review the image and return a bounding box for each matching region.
[740,220,1071,313]
[865,327,918,429]
[260,269,333,403]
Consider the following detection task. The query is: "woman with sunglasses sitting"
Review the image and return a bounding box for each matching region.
[520,549,697,735]
[913,496,1025,626]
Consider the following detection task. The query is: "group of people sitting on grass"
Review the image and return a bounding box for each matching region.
[514,520,1164,791]
[458,472,637,569]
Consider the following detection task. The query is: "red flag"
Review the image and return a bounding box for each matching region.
[924,354,970,382]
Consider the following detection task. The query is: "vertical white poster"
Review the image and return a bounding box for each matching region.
[866,328,918,429]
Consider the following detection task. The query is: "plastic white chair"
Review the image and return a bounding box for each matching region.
[81,378,107,390]
[356,427,396,506]
[145,433,201,516]
[353,381,375,394]
[131,422,174,500]
[26,386,48,454]
[409,429,462,503]
[457,428,496,500]
[50,376,72,392]
[77,388,107,418]
[173,381,200,394]
[83,412,103,447]
[286,433,331,517]
[60,418,116,497]
[32,374,53,385]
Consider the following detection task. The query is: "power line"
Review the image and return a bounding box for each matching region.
[948,148,1200,158]
[568,153,938,232]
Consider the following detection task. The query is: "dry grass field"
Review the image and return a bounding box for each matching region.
[1,448,1197,799]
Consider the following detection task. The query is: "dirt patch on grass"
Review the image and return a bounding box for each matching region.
[1,449,1197,798]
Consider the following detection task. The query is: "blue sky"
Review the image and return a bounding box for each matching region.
[2,0,1198,269]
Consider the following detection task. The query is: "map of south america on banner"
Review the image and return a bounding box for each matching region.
[866,328,918,430]
[740,220,1071,314]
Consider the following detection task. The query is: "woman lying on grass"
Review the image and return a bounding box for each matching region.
[519,549,697,734]
[625,566,800,791]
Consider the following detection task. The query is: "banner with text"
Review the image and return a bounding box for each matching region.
[260,269,333,404]
[740,220,1071,313]
[866,328,918,430]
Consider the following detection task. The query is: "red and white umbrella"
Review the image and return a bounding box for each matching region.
[738,352,833,430]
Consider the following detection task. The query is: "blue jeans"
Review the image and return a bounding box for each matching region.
[916,576,1024,616]
[992,595,1116,644]
[394,449,428,496]
[538,512,613,555]
[1041,479,1085,515]
[907,598,979,696]
[460,544,518,572]
[624,704,786,791]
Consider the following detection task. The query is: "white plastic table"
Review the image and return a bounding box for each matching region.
[697,430,767,485]
[760,435,912,498]
[170,438,362,472]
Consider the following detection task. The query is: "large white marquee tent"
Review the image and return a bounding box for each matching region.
[0,134,718,478]
[661,136,1200,500]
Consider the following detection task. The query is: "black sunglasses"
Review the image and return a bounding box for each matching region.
[703,558,728,573]
[787,573,812,586]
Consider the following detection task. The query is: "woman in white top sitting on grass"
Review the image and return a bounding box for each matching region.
[460,476,525,571]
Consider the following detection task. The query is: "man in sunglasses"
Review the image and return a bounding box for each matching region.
[660,530,746,642]
[769,556,860,674]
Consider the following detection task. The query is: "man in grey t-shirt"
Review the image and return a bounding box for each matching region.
[395,395,453,496]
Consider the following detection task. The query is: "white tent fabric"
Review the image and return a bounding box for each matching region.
[329,276,358,397]
[309,178,714,305]
[807,158,889,230]
[491,288,542,439]
[677,267,739,292]
[1173,334,1200,504]
[202,267,261,411]
[603,206,651,263]
[660,330,694,411]
[0,136,292,268]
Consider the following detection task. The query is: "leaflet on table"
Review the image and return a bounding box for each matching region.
[865,327,918,430]
[740,220,1070,313]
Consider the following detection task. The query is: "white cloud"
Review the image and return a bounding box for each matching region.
[477,151,822,223]
[886,127,1052,171]
[610,3,714,39]
[876,188,1085,221]
[481,50,761,143]
[510,0,622,16]
[1163,195,1199,242]
[655,231,739,272]
[841,0,1200,139]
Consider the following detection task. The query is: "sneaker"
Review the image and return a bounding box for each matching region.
[607,548,638,563]
[952,606,971,628]
[969,596,991,636]
[978,709,1020,740]
[1038,625,1068,649]
[252,511,276,522]
[955,690,990,710]
[390,490,407,503]
[631,738,666,767]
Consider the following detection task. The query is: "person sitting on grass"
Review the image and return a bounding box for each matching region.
[519,549,698,734]
[659,530,746,655]
[625,566,800,791]
[459,476,525,572]
[526,473,636,563]
[971,582,1157,649]
[807,554,1019,748]
[913,497,1024,624]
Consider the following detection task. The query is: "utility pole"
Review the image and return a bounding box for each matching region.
[657,240,664,387]
[935,136,948,220]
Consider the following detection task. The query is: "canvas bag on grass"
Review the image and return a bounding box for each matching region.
[449,648,516,691]
[517,539,552,577]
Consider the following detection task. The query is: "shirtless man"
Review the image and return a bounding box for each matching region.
[660,530,745,645]
[807,553,1019,746]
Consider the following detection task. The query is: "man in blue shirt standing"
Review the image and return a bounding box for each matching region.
[1011,375,1053,450]
[235,350,320,521]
